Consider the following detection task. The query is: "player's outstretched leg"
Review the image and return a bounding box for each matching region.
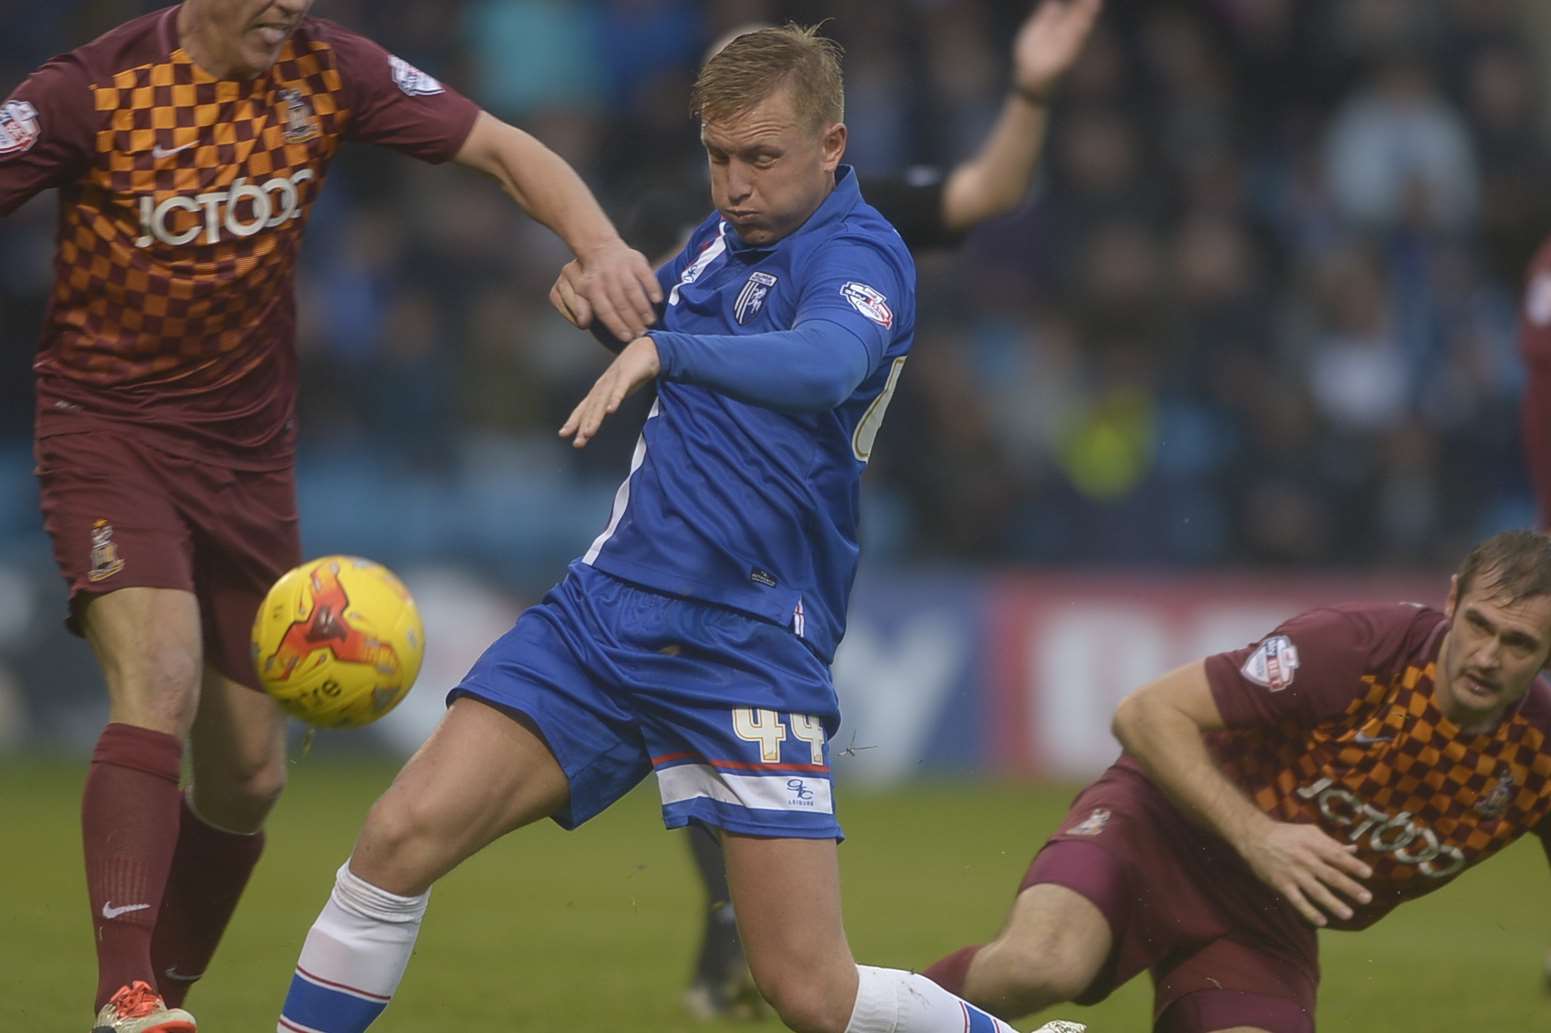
[683,826,762,1020]
[152,668,286,1007]
[923,883,1111,1021]
[277,698,570,1032]
[79,589,204,1028]
[722,834,1086,1033]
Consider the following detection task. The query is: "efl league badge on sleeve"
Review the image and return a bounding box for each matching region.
[0,100,41,156]
[1241,634,1299,691]
[389,55,445,97]
[840,281,893,329]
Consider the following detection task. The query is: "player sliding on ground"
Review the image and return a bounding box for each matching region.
[924,529,1551,1033]
[277,23,1081,1033]
[1,2,660,1031]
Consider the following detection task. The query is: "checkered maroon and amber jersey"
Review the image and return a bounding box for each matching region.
[1196,602,1551,930]
[0,7,480,465]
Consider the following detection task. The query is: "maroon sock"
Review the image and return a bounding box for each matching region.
[151,794,266,1008]
[83,722,183,1010]
[922,945,983,997]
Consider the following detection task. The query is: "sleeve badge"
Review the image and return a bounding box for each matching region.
[0,100,41,156]
[840,281,893,329]
[1240,634,1299,691]
[389,55,445,97]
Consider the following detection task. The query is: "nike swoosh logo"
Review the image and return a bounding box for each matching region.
[101,901,151,919]
[164,966,205,982]
[1353,733,1393,745]
[151,141,197,160]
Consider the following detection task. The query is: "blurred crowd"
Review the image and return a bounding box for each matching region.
[2,0,1548,580]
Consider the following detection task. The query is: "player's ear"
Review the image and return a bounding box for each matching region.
[820,121,846,172]
[1444,574,1460,619]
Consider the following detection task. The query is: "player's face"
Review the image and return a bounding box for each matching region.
[701,85,846,247]
[185,0,314,78]
[1437,576,1551,727]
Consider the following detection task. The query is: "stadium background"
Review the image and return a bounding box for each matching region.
[2,1,1550,1030]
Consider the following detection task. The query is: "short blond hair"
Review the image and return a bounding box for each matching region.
[691,22,844,132]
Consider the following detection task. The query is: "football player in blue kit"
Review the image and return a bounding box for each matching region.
[275,21,1080,1033]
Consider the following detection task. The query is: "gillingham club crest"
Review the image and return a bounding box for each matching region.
[734,271,777,324]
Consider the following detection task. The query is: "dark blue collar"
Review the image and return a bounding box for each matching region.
[725,164,860,254]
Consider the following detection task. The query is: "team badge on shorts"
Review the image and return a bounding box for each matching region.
[1067,807,1110,836]
[840,281,893,329]
[87,519,125,583]
[0,100,41,156]
[735,271,777,324]
[1241,634,1299,691]
[278,88,319,144]
[389,55,445,96]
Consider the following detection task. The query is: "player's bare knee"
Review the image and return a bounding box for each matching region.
[192,752,287,832]
[102,644,202,732]
[748,965,850,1033]
[978,931,1095,1011]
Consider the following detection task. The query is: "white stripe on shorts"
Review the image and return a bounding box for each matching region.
[656,763,833,815]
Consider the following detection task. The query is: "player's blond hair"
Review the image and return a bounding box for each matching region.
[1455,529,1551,605]
[691,22,844,133]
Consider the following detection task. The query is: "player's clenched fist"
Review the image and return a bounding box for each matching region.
[565,242,662,343]
[560,335,660,448]
[1238,820,1372,927]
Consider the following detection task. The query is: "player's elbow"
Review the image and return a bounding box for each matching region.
[1111,690,1149,750]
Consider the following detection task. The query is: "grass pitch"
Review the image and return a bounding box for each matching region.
[5,757,1548,1031]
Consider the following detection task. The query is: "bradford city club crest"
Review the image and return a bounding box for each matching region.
[735,271,777,324]
[87,519,125,583]
[1474,773,1514,820]
[279,88,319,144]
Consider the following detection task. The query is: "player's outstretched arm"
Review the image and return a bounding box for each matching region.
[455,112,662,342]
[1112,661,1373,927]
[938,0,1101,233]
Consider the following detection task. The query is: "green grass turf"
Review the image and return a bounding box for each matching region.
[5,757,1549,1031]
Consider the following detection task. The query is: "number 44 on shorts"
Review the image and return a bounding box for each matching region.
[732,707,826,765]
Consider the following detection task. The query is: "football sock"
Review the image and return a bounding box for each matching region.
[846,964,1018,1033]
[83,722,184,1010]
[152,793,266,1008]
[922,945,983,997]
[687,825,745,984]
[278,861,429,1032]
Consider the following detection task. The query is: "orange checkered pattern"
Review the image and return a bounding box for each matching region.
[1213,661,1551,925]
[49,37,344,387]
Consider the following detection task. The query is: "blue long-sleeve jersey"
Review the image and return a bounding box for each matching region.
[579,166,916,663]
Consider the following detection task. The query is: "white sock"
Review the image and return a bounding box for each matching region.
[846,965,1020,1033]
[277,861,430,1033]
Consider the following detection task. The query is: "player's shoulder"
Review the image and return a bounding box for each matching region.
[50,6,175,87]
[809,206,916,286]
[1514,674,1551,734]
[1283,601,1445,666]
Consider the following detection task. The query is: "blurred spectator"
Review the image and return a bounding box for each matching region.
[2,0,1545,576]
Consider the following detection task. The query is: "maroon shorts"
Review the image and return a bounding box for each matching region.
[1024,765,1318,1033]
[35,429,300,691]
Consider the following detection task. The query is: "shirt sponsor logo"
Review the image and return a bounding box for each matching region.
[389,55,444,97]
[1241,633,1299,691]
[734,271,777,324]
[840,281,893,329]
[134,169,315,248]
[0,99,41,156]
[87,519,125,583]
[1296,777,1466,879]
